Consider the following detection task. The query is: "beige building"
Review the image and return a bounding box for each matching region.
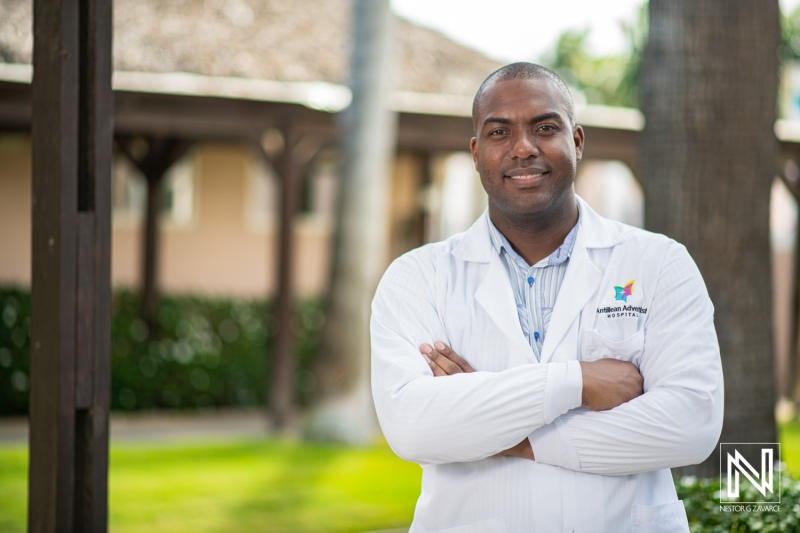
[1,0,798,401]
[0,0,504,297]
[0,135,479,297]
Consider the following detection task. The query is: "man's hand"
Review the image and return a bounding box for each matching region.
[579,359,643,411]
[420,341,476,375]
[420,341,533,460]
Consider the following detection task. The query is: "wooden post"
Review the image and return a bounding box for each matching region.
[262,127,321,430]
[29,0,113,531]
[269,126,300,430]
[117,137,191,325]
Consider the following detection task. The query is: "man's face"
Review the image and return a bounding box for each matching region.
[470,78,584,220]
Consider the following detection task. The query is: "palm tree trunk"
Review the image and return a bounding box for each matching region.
[639,0,780,476]
[306,0,397,442]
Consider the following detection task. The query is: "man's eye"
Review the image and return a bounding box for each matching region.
[538,125,558,132]
[489,129,505,136]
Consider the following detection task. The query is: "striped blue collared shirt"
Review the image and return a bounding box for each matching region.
[487,215,579,361]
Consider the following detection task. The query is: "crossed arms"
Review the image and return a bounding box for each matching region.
[370,243,724,475]
[420,340,643,461]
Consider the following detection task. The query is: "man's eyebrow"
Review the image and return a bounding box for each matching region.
[481,111,565,128]
[530,111,564,123]
[482,116,511,127]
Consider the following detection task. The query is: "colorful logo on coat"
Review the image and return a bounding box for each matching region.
[614,280,634,302]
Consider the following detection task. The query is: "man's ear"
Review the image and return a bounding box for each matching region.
[470,137,478,170]
[573,125,585,162]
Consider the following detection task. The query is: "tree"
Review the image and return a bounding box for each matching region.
[544,5,646,109]
[639,0,780,476]
[305,0,397,442]
[781,5,800,61]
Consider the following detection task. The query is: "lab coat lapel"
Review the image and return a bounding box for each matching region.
[539,236,601,363]
[474,253,534,357]
[453,212,533,358]
[540,197,623,363]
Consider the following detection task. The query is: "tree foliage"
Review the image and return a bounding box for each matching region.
[543,5,647,109]
[782,5,800,60]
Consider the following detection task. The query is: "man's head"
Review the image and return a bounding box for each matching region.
[470,63,584,225]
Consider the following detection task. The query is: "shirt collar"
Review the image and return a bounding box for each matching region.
[487,210,580,269]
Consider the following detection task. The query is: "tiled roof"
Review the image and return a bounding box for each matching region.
[0,0,502,96]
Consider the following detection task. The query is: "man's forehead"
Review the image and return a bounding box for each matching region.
[473,77,571,127]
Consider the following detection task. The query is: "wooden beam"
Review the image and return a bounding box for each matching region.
[29,0,113,531]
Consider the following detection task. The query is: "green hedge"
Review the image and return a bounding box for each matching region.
[677,472,800,532]
[0,288,323,415]
[0,288,30,415]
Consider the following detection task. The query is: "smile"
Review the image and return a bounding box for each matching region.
[505,171,549,186]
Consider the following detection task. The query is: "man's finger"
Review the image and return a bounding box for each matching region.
[422,344,462,375]
[422,352,447,376]
[434,341,476,373]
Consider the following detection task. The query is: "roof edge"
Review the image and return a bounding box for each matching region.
[0,61,645,130]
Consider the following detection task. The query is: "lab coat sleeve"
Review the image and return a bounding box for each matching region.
[371,251,580,465]
[529,242,724,475]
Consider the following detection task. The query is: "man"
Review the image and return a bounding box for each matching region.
[370,63,723,533]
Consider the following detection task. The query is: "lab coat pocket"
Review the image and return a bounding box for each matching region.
[582,328,645,365]
[434,517,506,533]
[631,500,689,533]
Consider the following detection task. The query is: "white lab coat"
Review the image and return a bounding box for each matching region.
[370,197,723,533]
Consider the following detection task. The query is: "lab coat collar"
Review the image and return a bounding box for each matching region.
[454,195,626,362]
[452,195,625,264]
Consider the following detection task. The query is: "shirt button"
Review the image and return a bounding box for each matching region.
[527,276,535,286]
[534,332,540,341]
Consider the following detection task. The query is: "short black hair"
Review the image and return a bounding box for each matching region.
[472,62,576,128]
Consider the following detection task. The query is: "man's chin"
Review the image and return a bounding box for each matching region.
[493,191,575,222]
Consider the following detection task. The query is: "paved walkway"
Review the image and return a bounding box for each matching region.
[0,408,275,443]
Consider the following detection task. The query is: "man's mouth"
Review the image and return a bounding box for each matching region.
[504,168,550,185]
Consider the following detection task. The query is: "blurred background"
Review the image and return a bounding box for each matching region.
[2,0,800,531]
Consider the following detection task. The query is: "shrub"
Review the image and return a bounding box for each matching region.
[0,288,30,415]
[0,287,324,414]
[677,470,800,532]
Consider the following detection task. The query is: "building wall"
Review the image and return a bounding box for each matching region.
[0,135,425,300]
[0,135,31,287]
[0,135,334,298]
[771,179,798,399]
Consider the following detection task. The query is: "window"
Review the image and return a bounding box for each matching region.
[246,154,279,230]
[302,150,338,221]
[112,154,146,225]
[245,149,339,231]
[112,152,197,228]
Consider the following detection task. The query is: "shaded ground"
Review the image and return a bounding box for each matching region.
[0,408,272,444]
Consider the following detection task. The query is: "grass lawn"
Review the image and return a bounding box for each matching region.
[2,422,800,533]
[0,437,421,533]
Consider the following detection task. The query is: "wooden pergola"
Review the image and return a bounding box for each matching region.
[10,2,800,528]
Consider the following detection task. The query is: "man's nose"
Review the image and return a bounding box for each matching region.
[511,131,539,159]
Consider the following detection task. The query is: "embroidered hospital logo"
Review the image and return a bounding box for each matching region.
[597,280,647,318]
[614,280,635,302]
